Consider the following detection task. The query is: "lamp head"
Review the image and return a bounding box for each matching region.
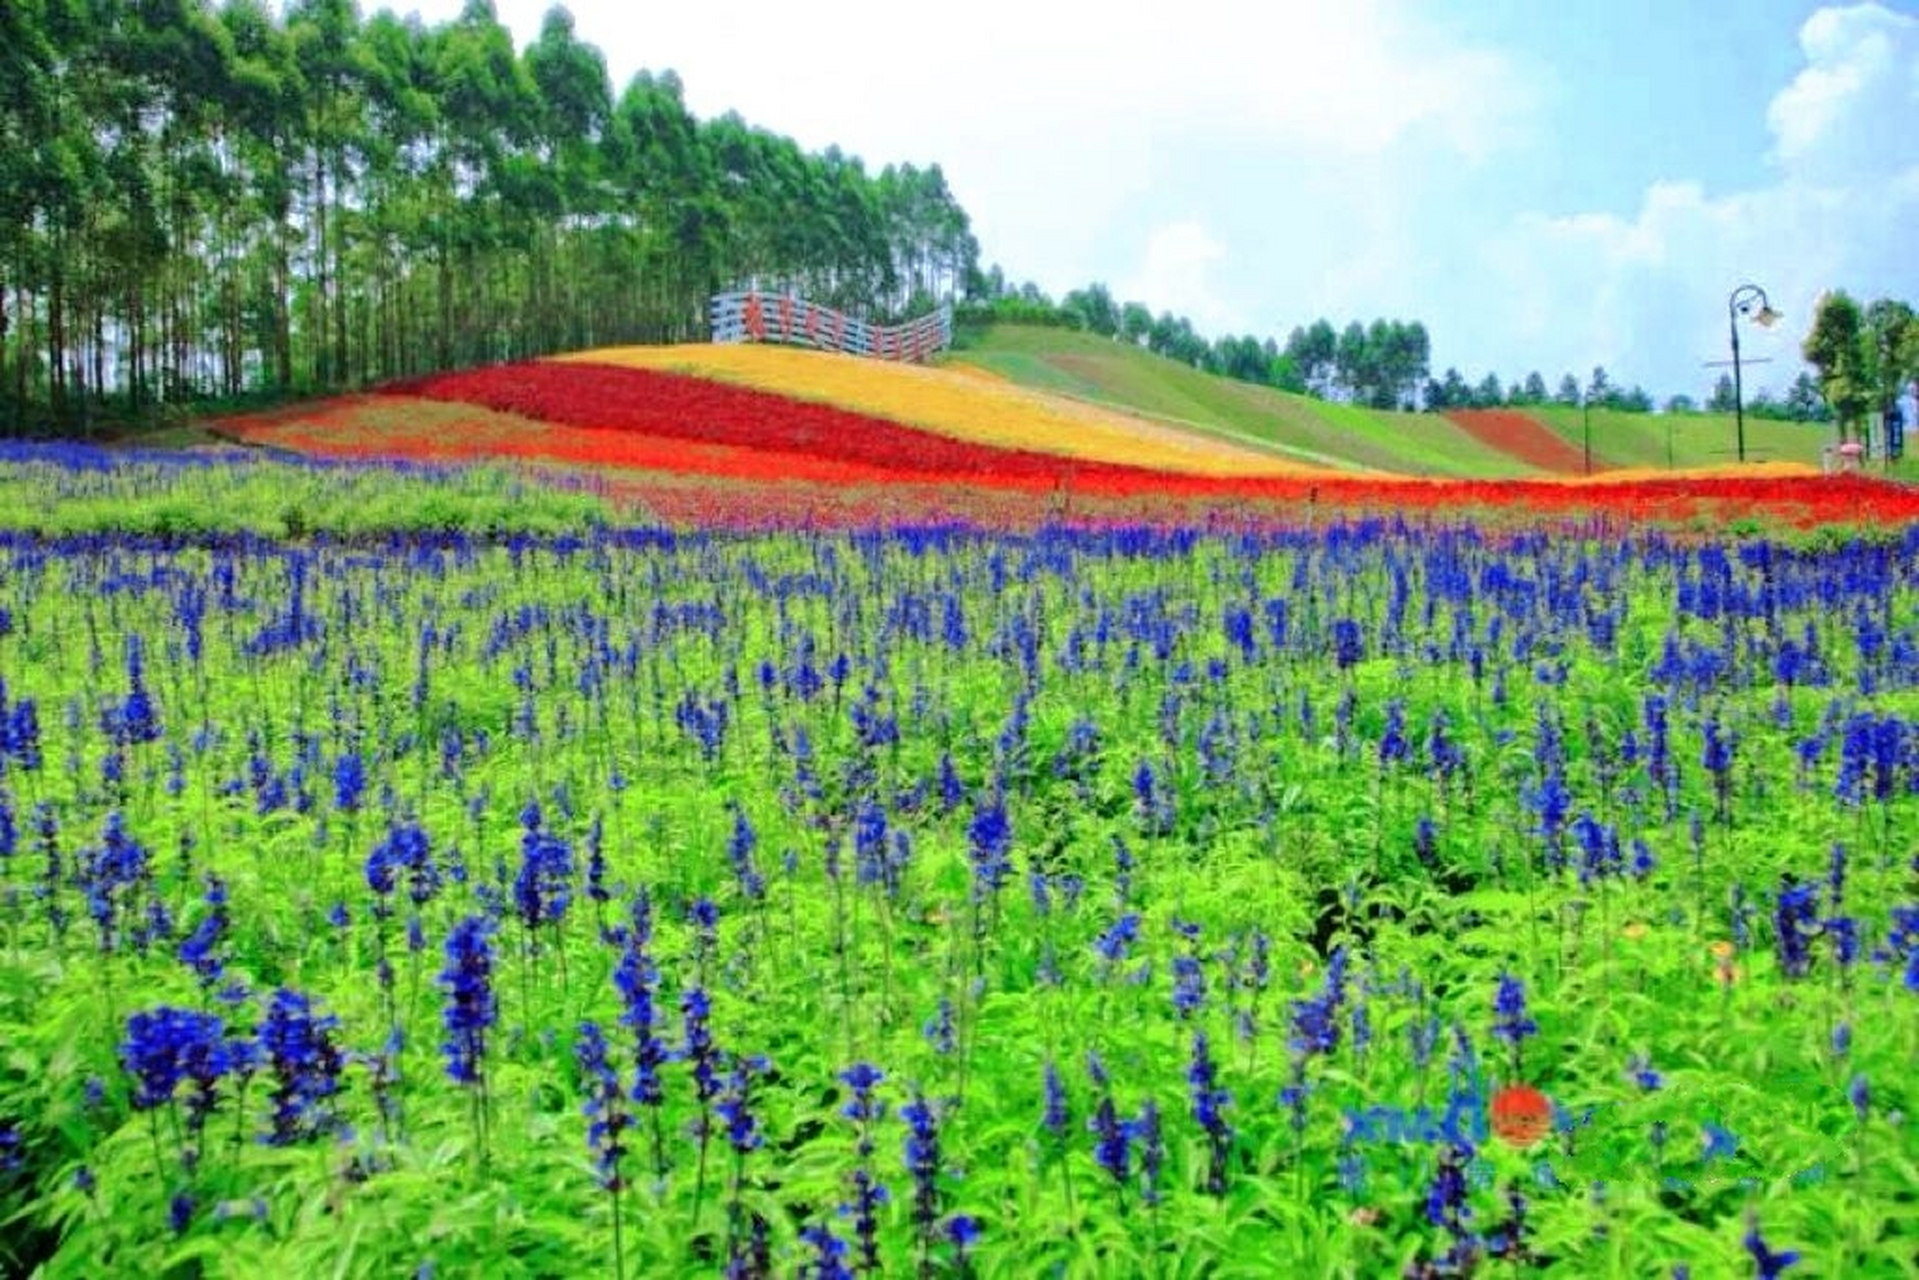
[1753,304,1782,329]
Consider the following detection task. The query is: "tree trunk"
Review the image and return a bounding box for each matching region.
[1,268,11,426]
[331,195,347,387]
[129,281,146,411]
[12,283,28,431]
[314,148,330,387]
[274,203,293,393]
[91,305,106,428]
[48,243,66,420]
[436,232,452,372]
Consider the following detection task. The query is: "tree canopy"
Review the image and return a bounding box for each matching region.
[0,0,979,432]
[1801,289,1917,447]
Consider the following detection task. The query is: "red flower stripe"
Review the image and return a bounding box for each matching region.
[245,372,1919,531]
[388,362,1181,487]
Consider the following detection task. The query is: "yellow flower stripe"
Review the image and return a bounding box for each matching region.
[551,344,1329,478]
[1541,461,1819,485]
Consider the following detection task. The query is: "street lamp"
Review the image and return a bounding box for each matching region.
[1728,283,1781,464]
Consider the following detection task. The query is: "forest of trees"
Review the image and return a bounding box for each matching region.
[0,0,979,432]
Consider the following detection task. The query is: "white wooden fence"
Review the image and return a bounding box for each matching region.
[709,291,953,362]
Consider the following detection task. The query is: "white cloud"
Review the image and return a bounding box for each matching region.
[444,0,1533,303]
[1768,3,1917,174]
[1470,3,1919,399]
[387,0,1919,406]
[1118,222,1232,333]
[471,0,1528,161]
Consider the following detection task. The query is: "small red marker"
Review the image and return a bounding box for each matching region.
[1491,1084,1552,1148]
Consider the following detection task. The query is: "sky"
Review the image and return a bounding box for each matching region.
[402,0,1919,401]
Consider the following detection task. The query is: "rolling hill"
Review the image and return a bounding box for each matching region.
[942,324,1836,478]
[207,327,1919,530]
[942,326,1537,477]
[211,321,1840,485]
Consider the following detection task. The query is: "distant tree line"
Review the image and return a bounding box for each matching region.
[957,277,1311,393]
[1424,366,1649,413]
[1280,319,1429,410]
[1,0,978,433]
[1692,370,1830,423]
[1426,364,1836,423]
[960,280,1446,407]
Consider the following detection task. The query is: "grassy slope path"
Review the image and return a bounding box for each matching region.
[1527,404,1826,473]
[1444,409,1605,474]
[948,325,1539,478]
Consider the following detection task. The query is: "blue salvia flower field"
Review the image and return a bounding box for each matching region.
[0,449,1914,1277]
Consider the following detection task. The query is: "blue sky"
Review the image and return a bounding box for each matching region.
[414,0,1918,401]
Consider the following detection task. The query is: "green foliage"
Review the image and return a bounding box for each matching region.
[0,492,1913,1277]
[1862,299,1916,441]
[954,297,1084,332]
[1059,283,1120,338]
[1803,291,1872,444]
[0,0,978,435]
[1700,372,1827,425]
[1426,367,1472,410]
[1286,319,1340,397]
[0,449,618,537]
[1782,372,1832,424]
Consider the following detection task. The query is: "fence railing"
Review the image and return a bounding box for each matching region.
[709,291,953,362]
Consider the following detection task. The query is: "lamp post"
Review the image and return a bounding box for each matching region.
[1728,283,1781,464]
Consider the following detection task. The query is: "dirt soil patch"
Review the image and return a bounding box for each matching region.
[1446,409,1606,474]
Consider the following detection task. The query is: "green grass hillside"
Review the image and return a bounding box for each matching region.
[1527,404,1829,472]
[940,325,1892,479]
[945,325,1539,478]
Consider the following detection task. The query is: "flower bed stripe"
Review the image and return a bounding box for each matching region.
[548,345,1319,477]
[222,386,1919,531]
[388,362,1226,486]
